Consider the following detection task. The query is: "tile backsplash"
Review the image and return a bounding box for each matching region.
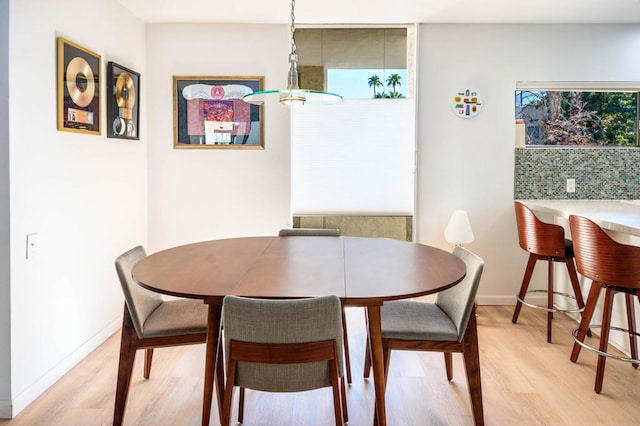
[514,148,640,200]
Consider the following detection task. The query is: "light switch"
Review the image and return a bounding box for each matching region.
[26,233,38,259]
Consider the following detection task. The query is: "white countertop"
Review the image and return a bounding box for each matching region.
[518,200,640,238]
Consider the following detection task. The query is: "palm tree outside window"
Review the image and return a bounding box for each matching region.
[368,75,383,98]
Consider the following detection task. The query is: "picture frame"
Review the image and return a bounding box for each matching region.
[173,76,264,149]
[56,37,101,135]
[106,62,140,140]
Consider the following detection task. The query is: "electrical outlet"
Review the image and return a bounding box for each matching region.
[566,178,576,193]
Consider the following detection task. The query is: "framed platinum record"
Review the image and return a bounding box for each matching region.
[107,62,140,140]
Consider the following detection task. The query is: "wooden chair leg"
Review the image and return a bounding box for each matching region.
[341,308,352,384]
[340,377,348,422]
[625,293,639,368]
[382,345,391,385]
[113,305,138,426]
[363,310,372,378]
[221,360,237,426]
[329,358,343,425]
[444,352,453,381]
[512,254,537,323]
[571,282,603,363]
[238,388,245,424]
[143,348,153,379]
[565,259,586,309]
[547,258,554,343]
[363,333,372,378]
[595,287,616,393]
[565,259,591,337]
[213,316,225,426]
[461,304,484,426]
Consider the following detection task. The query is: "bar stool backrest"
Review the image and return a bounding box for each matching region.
[569,214,640,288]
[515,201,567,257]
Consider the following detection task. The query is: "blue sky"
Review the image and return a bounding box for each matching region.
[327,69,407,99]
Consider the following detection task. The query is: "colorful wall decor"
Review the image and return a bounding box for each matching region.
[451,88,482,118]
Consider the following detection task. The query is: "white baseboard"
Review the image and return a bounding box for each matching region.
[9,318,121,418]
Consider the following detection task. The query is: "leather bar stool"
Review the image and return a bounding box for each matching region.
[512,201,588,343]
[568,214,640,393]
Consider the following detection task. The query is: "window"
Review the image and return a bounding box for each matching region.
[296,28,411,100]
[327,69,407,99]
[290,27,415,216]
[515,84,639,147]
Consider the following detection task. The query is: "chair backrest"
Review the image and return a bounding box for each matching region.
[114,246,163,338]
[514,201,567,257]
[435,246,484,341]
[278,228,341,237]
[222,295,344,392]
[569,215,640,289]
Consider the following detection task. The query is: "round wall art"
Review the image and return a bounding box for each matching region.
[452,89,482,118]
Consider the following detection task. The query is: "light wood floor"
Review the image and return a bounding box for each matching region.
[2,305,640,425]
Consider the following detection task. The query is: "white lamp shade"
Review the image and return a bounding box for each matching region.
[444,210,475,244]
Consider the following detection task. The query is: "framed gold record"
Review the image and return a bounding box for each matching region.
[57,37,101,135]
[107,62,140,140]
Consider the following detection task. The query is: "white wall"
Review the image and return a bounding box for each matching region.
[416,24,640,304]
[145,24,292,251]
[5,0,147,416]
[0,0,10,414]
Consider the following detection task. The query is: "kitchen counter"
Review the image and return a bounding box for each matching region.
[518,200,640,238]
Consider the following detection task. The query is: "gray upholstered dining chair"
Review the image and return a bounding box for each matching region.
[363,245,485,425]
[278,227,353,383]
[221,295,348,425]
[278,228,340,237]
[278,227,341,237]
[113,245,208,426]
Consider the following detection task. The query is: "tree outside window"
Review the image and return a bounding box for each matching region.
[515,90,638,147]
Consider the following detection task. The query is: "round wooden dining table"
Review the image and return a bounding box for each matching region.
[132,236,466,426]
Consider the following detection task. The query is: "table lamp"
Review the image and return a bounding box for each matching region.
[444,210,474,246]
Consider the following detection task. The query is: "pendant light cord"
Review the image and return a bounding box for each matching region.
[286,0,300,92]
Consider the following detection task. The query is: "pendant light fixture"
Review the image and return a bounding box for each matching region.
[242,0,343,106]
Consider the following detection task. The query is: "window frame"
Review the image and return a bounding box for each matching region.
[516,81,640,148]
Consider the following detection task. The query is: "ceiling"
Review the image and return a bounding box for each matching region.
[115,0,640,25]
